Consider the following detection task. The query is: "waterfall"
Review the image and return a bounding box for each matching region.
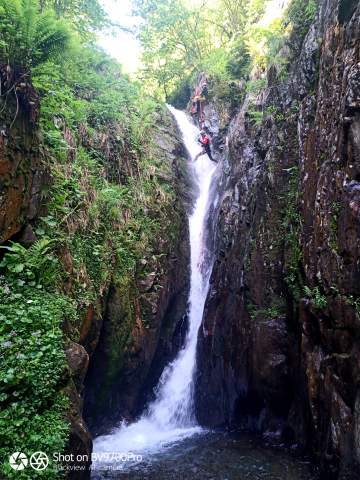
[92,106,218,467]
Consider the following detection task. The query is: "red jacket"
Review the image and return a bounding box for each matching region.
[199,133,210,145]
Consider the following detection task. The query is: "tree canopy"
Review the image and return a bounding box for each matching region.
[133,0,317,100]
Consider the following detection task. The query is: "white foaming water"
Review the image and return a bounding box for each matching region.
[92,106,217,466]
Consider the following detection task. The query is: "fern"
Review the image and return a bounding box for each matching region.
[0,0,71,70]
[0,239,61,286]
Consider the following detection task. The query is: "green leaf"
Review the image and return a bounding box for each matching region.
[12,263,25,273]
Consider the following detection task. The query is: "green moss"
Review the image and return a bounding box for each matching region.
[94,274,136,411]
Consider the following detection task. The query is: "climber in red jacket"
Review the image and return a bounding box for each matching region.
[194,130,215,162]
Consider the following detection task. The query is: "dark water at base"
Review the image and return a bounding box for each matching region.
[91,431,318,480]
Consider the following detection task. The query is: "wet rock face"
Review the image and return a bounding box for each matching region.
[65,343,92,479]
[0,66,47,243]
[83,111,192,435]
[196,1,360,478]
[0,68,93,477]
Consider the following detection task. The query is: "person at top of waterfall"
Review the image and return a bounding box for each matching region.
[194,130,215,162]
[191,82,207,116]
[191,85,202,116]
[200,82,208,101]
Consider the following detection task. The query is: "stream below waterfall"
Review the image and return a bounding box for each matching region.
[91,431,318,479]
[91,107,318,480]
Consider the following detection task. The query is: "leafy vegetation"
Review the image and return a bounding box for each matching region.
[0,239,61,287]
[282,166,303,302]
[346,295,360,318]
[285,0,317,41]
[247,104,263,125]
[0,0,185,478]
[134,0,318,101]
[0,0,322,476]
[0,0,71,71]
[264,104,286,122]
[0,275,76,478]
[247,296,286,320]
[304,286,327,310]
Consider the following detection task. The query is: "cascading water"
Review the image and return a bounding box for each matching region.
[92,106,218,472]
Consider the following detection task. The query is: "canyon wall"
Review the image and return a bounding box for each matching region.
[83,115,192,435]
[0,66,47,244]
[195,0,360,478]
[0,66,191,477]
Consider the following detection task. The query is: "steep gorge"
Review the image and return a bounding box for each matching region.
[83,115,192,436]
[0,0,360,478]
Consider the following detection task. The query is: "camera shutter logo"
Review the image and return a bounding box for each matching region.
[30,451,49,470]
[9,452,28,470]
